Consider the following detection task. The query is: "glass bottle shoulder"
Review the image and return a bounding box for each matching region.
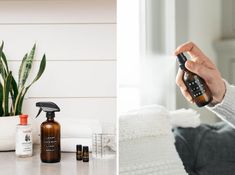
[41,119,60,127]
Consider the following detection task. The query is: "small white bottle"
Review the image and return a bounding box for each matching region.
[15,114,33,157]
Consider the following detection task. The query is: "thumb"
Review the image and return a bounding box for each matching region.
[185,60,212,81]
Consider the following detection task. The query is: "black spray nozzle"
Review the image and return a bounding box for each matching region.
[35,102,60,118]
[176,53,188,69]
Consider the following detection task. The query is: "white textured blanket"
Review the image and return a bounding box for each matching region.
[119,105,188,175]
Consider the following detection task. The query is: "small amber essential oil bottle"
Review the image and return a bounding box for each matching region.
[177,53,213,107]
[76,145,83,161]
[83,146,89,162]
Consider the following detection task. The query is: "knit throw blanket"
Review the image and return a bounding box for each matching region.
[119,105,187,175]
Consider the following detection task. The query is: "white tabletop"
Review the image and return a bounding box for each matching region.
[0,146,116,175]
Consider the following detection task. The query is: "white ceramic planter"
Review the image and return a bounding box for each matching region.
[0,115,19,151]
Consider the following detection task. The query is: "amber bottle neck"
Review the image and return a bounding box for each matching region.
[46,112,55,121]
[180,65,186,71]
[47,117,54,122]
[177,53,187,70]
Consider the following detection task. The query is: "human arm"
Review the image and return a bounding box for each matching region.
[207,81,235,127]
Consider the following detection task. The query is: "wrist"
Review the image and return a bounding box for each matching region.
[209,80,226,106]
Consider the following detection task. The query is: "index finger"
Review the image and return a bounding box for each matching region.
[174,41,206,59]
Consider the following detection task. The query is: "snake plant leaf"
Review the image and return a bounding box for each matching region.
[15,54,46,115]
[3,72,12,116]
[18,44,36,89]
[1,51,17,110]
[13,87,24,115]
[1,52,9,73]
[11,77,18,105]
[0,41,3,54]
[18,53,27,89]
[0,60,4,78]
[0,41,3,62]
[29,54,46,86]
[8,76,18,115]
[0,43,10,77]
[0,82,3,116]
[0,42,6,78]
[15,90,24,115]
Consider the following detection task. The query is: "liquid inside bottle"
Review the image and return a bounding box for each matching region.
[41,115,61,163]
[15,114,33,157]
[83,146,89,162]
[76,145,83,161]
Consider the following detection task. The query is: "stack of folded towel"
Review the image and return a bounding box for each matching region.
[57,118,102,152]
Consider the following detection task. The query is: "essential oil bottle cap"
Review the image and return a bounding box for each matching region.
[19,114,28,125]
[177,53,187,69]
[83,146,89,152]
[76,145,82,151]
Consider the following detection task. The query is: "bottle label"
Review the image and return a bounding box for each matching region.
[186,76,206,98]
[15,126,32,156]
[77,151,83,160]
[43,136,58,152]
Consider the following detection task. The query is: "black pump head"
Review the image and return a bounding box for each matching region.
[176,53,187,69]
[36,102,60,118]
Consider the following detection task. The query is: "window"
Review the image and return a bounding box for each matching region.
[118,0,177,113]
[118,0,142,113]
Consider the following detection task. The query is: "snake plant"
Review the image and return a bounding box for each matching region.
[0,41,46,116]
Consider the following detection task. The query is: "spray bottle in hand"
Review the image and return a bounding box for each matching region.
[177,53,213,107]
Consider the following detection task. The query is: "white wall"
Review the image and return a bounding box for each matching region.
[187,0,222,123]
[0,0,116,135]
[188,0,222,63]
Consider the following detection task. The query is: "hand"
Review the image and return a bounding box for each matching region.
[175,41,226,105]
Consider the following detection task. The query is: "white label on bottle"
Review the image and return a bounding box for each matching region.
[15,126,32,156]
[44,136,57,152]
[186,77,206,98]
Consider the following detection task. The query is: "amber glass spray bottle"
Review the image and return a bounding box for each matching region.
[36,102,61,163]
[177,53,213,107]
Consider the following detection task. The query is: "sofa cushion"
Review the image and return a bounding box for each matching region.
[174,122,235,175]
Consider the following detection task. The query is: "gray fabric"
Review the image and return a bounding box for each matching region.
[207,81,235,127]
[173,122,235,175]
